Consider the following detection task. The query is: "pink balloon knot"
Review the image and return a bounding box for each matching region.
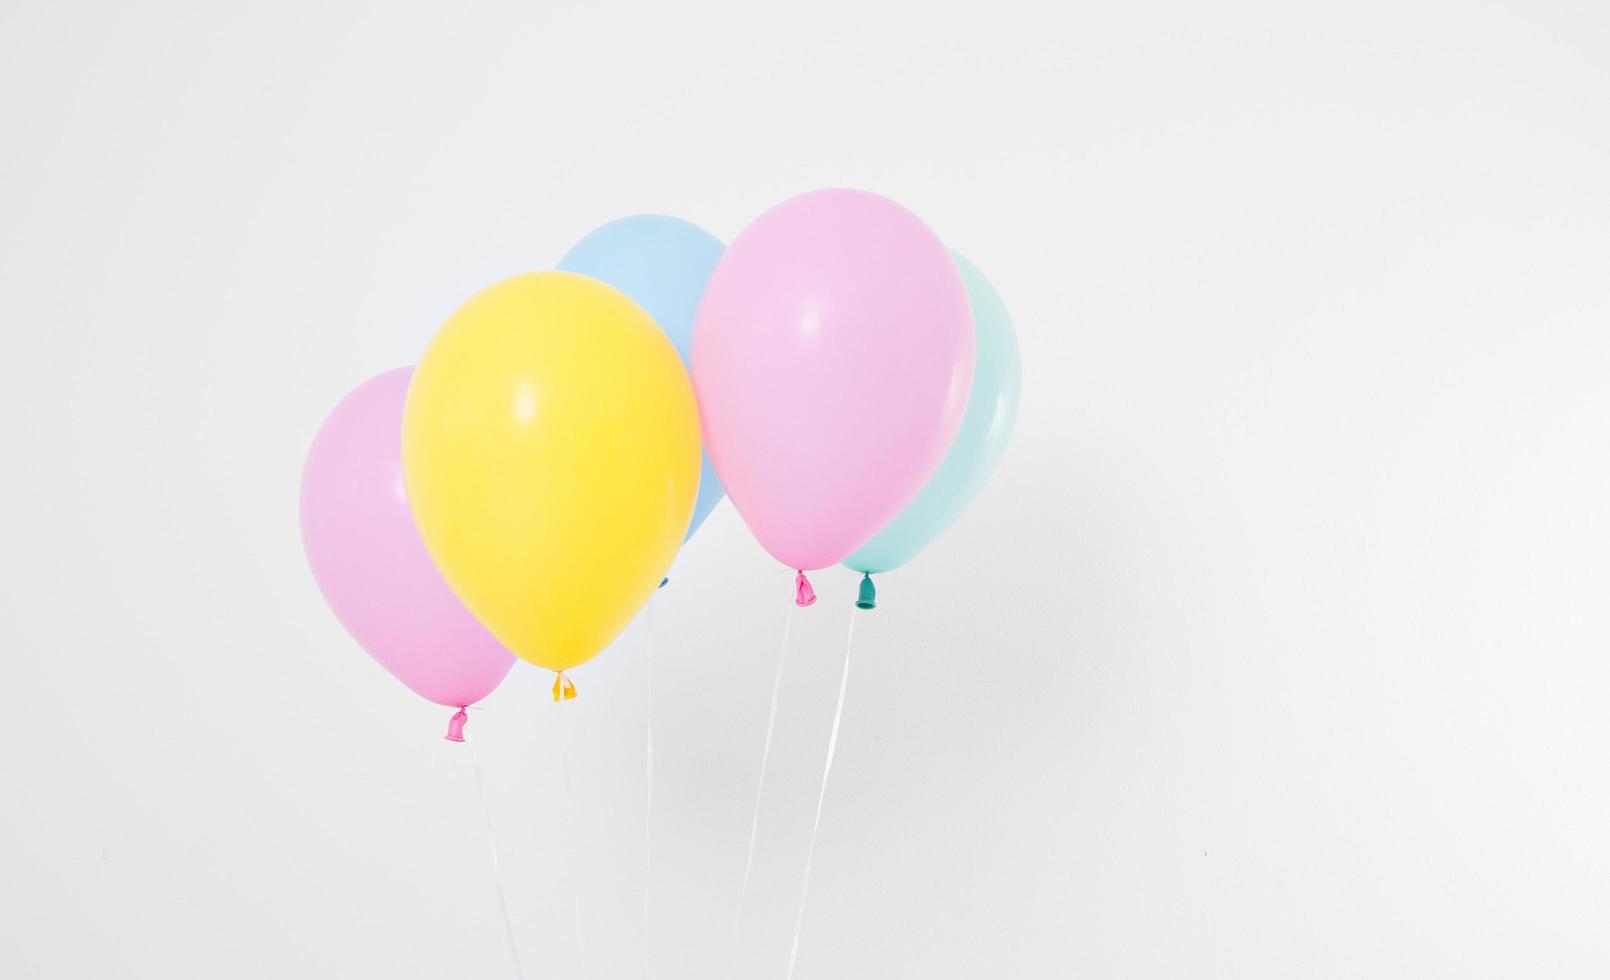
[444,708,468,743]
[794,570,818,607]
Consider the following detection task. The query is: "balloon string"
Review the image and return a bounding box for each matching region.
[732,596,797,947]
[642,597,655,980]
[467,730,527,980]
[560,691,587,977]
[784,608,857,980]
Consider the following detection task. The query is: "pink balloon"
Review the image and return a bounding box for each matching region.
[300,368,514,711]
[692,189,975,570]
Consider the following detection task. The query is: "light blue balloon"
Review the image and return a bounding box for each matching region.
[557,215,727,542]
[844,252,1021,576]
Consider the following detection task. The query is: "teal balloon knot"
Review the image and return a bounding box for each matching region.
[855,573,877,610]
[659,577,668,589]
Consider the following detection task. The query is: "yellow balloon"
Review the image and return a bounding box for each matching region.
[402,271,700,674]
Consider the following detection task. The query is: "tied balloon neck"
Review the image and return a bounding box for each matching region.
[856,573,877,610]
[794,570,817,608]
[445,707,468,743]
[552,673,578,702]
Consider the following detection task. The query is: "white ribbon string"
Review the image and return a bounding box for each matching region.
[642,598,656,980]
[784,608,858,980]
[560,690,587,977]
[467,731,527,980]
[732,596,797,948]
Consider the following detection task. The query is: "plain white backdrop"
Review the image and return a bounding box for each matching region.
[3,1,1608,977]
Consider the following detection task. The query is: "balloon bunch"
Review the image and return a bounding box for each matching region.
[300,189,1019,734]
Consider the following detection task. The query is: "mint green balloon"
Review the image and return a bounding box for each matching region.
[844,253,1021,576]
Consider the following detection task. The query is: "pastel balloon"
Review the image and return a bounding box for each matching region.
[557,215,727,542]
[691,189,975,571]
[300,368,515,710]
[403,272,700,676]
[845,253,1021,575]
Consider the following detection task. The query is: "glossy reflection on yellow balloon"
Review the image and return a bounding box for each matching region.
[402,271,701,674]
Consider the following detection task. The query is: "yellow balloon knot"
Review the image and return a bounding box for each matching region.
[552,673,578,702]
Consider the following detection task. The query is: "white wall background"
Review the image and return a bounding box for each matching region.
[3,1,1608,977]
